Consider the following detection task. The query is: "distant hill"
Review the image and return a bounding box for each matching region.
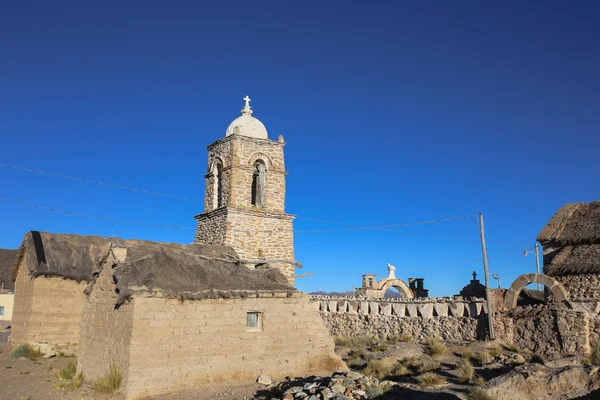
[310,289,403,298]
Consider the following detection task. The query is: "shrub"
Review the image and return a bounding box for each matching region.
[467,388,493,400]
[417,372,447,387]
[472,352,493,365]
[91,364,122,394]
[363,360,392,380]
[529,353,546,365]
[424,338,447,359]
[456,358,475,384]
[9,344,43,360]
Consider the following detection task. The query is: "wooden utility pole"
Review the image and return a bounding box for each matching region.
[479,213,495,340]
[535,243,541,291]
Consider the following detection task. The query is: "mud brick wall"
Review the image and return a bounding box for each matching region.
[78,262,134,386]
[124,294,342,399]
[10,256,86,353]
[310,296,487,341]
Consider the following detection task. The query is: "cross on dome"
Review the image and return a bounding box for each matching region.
[241,95,253,115]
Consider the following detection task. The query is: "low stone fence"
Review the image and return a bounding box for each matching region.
[309,296,488,342]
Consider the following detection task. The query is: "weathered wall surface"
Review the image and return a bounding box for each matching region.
[78,261,134,388]
[10,258,86,353]
[311,296,487,341]
[0,293,14,321]
[556,274,600,300]
[125,294,343,399]
[493,306,590,355]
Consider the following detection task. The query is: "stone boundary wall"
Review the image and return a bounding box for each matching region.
[309,296,488,341]
[309,296,487,319]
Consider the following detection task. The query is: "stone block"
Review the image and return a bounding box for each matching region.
[406,304,418,317]
[433,303,448,317]
[369,302,379,315]
[391,303,405,317]
[380,303,392,316]
[417,303,433,319]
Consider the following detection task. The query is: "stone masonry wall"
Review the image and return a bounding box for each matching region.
[78,260,134,388]
[493,306,590,355]
[311,296,487,342]
[555,274,600,300]
[124,294,344,399]
[196,134,295,284]
[194,208,228,246]
[10,257,86,353]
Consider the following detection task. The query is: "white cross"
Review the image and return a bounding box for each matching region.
[243,95,251,108]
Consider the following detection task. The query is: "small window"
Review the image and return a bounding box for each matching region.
[246,312,263,331]
[0,306,4,316]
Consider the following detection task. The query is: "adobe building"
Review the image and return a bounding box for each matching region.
[537,201,600,314]
[194,97,297,284]
[9,231,105,353]
[66,234,338,399]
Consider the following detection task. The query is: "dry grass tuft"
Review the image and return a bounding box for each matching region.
[371,343,389,352]
[418,372,447,387]
[55,359,83,390]
[9,344,43,360]
[418,360,441,373]
[399,335,414,343]
[424,338,447,359]
[363,360,392,380]
[502,343,521,353]
[467,388,493,400]
[472,351,493,365]
[488,345,502,358]
[91,364,122,394]
[473,376,485,386]
[364,382,390,397]
[334,336,377,348]
[456,358,475,384]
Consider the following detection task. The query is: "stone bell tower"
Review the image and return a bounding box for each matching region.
[194,96,296,284]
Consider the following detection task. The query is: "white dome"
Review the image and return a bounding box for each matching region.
[225,114,268,139]
[225,96,269,140]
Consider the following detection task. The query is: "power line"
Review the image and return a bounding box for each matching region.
[0,196,195,230]
[0,163,203,202]
[1,162,477,234]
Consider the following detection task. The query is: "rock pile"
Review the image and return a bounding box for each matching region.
[255,371,395,400]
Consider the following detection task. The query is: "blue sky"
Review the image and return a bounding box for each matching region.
[1,1,599,296]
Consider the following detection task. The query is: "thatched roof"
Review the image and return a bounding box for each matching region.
[537,201,600,276]
[0,249,18,291]
[537,201,600,245]
[17,231,297,304]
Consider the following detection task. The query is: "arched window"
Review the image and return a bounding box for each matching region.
[212,160,223,209]
[251,160,267,207]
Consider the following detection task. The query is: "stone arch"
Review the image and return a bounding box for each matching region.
[379,278,415,299]
[504,273,571,309]
[246,152,273,168]
[208,155,225,171]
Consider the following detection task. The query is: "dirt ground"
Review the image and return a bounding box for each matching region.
[0,329,597,400]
